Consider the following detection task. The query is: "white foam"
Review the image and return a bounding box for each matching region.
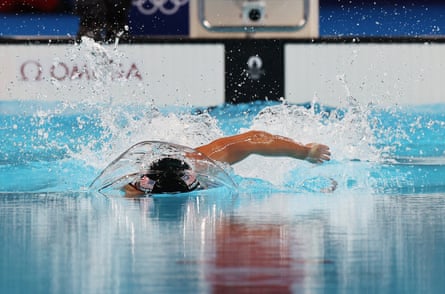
[58,39,392,192]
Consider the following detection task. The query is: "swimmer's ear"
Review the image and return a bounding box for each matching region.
[181,171,198,190]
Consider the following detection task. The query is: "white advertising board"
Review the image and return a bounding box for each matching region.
[0,43,225,107]
[285,43,445,106]
[2,42,445,107]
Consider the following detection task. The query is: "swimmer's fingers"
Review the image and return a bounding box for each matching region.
[319,146,331,162]
[305,143,331,163]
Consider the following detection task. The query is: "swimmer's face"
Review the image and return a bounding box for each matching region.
[139,175,155,191]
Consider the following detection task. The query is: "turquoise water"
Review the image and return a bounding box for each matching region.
[1,99,445,293]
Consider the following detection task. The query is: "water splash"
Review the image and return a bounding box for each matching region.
[250,100,382,161]
[226,95,416,192]
[53,39,223,170]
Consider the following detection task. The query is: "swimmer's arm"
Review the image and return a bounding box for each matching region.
[195,130,331,165]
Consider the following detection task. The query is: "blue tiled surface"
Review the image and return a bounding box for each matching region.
[0,1,444,37]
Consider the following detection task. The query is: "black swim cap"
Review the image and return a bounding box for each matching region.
[145,158,199,193]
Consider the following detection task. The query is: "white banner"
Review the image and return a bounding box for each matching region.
[285,43,445,106]
[3,42,445,107]
[0,43,224,107]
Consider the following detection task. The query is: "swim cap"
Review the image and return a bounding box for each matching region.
[135,158,199,194]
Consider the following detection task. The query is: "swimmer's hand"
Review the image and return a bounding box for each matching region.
[305,143,331,163]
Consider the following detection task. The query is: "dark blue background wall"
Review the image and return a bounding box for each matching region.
[0,0,444,37]
[320,0,445,37]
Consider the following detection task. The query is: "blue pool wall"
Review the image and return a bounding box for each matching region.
[1,0,445,38]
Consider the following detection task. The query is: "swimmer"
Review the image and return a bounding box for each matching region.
[124,130,331,196]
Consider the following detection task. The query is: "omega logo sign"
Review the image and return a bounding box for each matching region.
[20,60,143,82]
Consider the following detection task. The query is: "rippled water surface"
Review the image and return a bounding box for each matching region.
[1,191,445,293]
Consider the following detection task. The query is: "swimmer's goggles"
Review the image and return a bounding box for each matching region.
[130,169,199,194]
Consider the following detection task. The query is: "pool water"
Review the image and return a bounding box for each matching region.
[2,97,445,292]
